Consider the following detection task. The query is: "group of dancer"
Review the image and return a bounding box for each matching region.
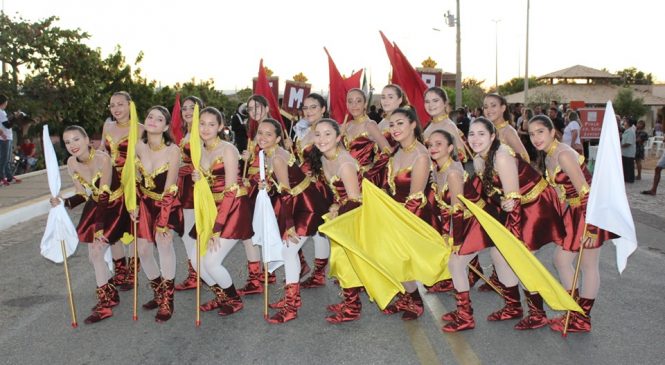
[50,85,610,334]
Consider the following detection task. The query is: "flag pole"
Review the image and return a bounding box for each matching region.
[60,240,78,328]
[562,225,587,337]
[466,262,503,297]
[132,220,138,321]
[264,263,269,319]
[196,237,201,327]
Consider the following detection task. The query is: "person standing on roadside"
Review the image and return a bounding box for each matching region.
[0,94,21,185]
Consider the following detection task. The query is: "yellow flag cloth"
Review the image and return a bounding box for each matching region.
[319,179,451,309]
[458,195,584,313]
[121,101,138,213]
[189,104,218,255]
[119,101,139,244]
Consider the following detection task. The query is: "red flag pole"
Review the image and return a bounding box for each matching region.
[60,240,78,328]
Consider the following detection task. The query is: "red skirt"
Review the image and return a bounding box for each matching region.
[518,185,565,251]
[76,197,130,244]
[137,196,184,242]
[560,204,614,251]
[178,165,194,209]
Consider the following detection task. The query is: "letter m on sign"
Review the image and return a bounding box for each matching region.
[288,87,305,109]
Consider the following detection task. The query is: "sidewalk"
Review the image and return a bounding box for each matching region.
[0,167,74,231]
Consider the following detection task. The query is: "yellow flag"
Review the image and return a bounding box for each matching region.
[189,104,218,254]
[458,195,584,313]
[121,101,138,213]
[319,179,451,309]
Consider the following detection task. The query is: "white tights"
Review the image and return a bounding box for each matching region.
[198,238,239,289]
[182,209,196,260]
[312,233,330,260]
[243,239,261,262]
[553,246,601,299]
[489,247,519,287]
[283,237,309,284]
[88,242,112,287]
[448,252,477,292]
[137,237,176,280]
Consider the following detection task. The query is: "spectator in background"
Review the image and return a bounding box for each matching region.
[621,118,636,183]
[230,103,248,152]
[641,153,664,196]
[517,107,537,161]
[654,116,663,136]
[635,120,649,180]
[549,106,565,135]
[19,137,37,173]
[534,105,544,115]
[562,111,583,154]
[455,107,470,137]
[368,105,381,122]
[0,94,21,185]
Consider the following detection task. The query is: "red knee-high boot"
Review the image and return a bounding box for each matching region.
[514,290,548,330]
[155,279,175,322]
[175,260,198,291]
[301,258,328,288]
[267,283,300,324]
[326,287,362,323]
[298,249,311,279]
[84,283,115,324]
[487,285,523,321]
[550,297,594,333]
[238,261,263,296]
[217,285,244,316]
[442,291,475,332]
[142,277,163,310]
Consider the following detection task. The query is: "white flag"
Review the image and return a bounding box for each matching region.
[40,125,79,262]
[251,150,284,273]
[586,101,637,273]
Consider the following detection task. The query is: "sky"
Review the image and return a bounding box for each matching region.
[4,0,663,93]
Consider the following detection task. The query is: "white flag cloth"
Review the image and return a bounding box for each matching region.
[40,125,79,263]
[586,101,637,273]
[251,150,284,273]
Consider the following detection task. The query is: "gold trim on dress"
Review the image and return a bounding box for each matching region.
[520,178,548,204]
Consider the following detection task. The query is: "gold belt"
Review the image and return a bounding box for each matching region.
[140,185,164,201]
[566,196,582,207]
[91,187,124,203]
[247,167,259,176]
[520,178,548,205]
[211,185,249,202]
[464,199,485,219]
[289,177,312,196]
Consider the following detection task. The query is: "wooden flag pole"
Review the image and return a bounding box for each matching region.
[60,240,78,328]
[264,263,269,320]
[196,237,201,327]
[467,262,503,297]
[562,229,587,337]
[132,220,138,321]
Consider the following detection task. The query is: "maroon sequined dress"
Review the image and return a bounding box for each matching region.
[385,158,439,232]
[104,134,128,172]
[486,153,565,251]
[178,140,194,210]
[269,154,330,237]
[326,171,363,215]
[298,142,333,207]
[546,155,615,251]
[136,160,184,242]
[68,168,130,243]
[206,158,253,240]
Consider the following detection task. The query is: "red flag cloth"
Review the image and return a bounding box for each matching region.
[254,59,286,132]
[379,31,429,126]
[170,93,183,144]
[325,48,363,124]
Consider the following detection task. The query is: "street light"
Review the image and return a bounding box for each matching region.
[492,19,501,92]
[443,2,462,109]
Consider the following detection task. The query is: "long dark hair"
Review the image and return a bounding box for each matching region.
[141,106,174,145]
[528,115,556,175]
[260,118,285,148]
[484,93,512,122]
[471,117,501,196]
[429,129,457,162]
[304,93,328,119]
[309,118,341,177]
[392,107,424,145]
[181,95,204,135]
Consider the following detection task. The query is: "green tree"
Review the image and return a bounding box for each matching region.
[613,87,648,118]
[613,67,653,85]
[497,77,542,96]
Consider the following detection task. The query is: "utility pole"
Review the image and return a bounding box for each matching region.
[492,19,501,92]
[455,0,462,109]
[524,0,530,104]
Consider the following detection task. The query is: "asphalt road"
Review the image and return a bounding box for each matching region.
[0,204,664,365]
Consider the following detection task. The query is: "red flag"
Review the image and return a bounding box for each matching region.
[254,59,286,131]
[379,31,429,126]
[171,93,183,144]
[324,48,363,124]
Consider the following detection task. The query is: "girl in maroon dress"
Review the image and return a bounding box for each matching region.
[190,107,252,317]
[51,126,130,324]
[100,91,145,291]
[428,130,494,332]
[342,88,391,185]
[468,117,565,330]
[380,108,437,320]
[133,106,183,322]
[376,84,408,149]
[424,87,468,163]
[312,118,364,323]
[257,119,330,324]
[296,93,333,289]
[175,96,206,291]
[528,115,613,333]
